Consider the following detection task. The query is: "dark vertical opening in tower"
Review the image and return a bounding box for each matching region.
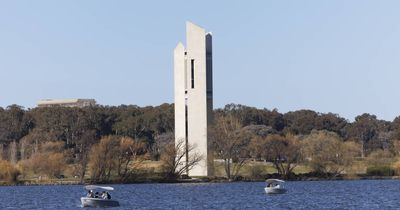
[191,59,195,89]
[206,32,214,175]
[185,104,189,175]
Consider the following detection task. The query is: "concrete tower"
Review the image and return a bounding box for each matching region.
[174,22,213,177]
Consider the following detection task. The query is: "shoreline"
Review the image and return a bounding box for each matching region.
[4,175,400,187]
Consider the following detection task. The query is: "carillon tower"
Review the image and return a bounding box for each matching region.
[174,22,213,176]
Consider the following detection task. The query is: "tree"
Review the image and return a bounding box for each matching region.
[17,128,53,161]
[211,114,251,180]
[345,114,381,157]
[283,110,318,135]
[0,105,32,144]
[88,135,146,183]
[115,137,147,182]
[315,113,347,136]
[302,130,359,176]
[217,104,285,131]
[75,130,97,183]
[18,141,66,178]
[160,139,202,180]
[0,105,32,163]
[151,132,174,160]
[89,136,119,183]
[263,134,301,178]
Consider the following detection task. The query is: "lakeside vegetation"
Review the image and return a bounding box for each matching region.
[2,103,400,184]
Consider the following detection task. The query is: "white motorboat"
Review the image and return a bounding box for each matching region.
[265,179,287,194]
[81,185,120,207]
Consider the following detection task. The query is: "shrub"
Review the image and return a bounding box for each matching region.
[366,150,394,167]
[392,160,400,175]
[19,152,66,178]
[0,160,20,183]
[366,166,394,176]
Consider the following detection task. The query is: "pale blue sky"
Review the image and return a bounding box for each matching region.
[1,1,400,121]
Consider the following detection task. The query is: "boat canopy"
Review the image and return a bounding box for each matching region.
[265,179,285,184]
[84,185,114,191]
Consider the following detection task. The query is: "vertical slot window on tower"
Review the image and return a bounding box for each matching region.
[191,59,195,89]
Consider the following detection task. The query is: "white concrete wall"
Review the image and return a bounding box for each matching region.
[174,42,187,173]
[186,22,211,176]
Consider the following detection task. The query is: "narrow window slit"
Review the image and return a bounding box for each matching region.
[191,59,195,89]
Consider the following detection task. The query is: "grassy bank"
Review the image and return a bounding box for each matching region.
[1,159,398,186]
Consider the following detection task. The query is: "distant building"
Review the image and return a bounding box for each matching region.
[37,99,96,108]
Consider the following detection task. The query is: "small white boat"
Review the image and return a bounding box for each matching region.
[265,179,287,194]
[81,185,120,207]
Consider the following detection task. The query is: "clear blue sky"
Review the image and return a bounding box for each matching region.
[1,1,400,121]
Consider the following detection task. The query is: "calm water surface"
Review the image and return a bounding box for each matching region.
[1,180,400,209]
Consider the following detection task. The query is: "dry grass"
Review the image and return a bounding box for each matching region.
[213,160,312,178]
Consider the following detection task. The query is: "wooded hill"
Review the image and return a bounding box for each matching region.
[1,103,400,183]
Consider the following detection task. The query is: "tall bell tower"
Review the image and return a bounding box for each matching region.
[174,22,213,176]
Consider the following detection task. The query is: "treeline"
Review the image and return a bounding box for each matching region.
[1,103,400,183]
[216,103,400,157]
[0,103,174,183]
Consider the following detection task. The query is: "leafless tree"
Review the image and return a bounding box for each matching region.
[160,139,203,180]
[151,132,174,160]
[76,130,97,184]
[9,141,17,164]
[211,114,251,180]
[0,144,3,160]
[116,137,147,182]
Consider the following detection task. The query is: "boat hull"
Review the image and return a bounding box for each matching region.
[265,187,287,194]
[81,197,120,207]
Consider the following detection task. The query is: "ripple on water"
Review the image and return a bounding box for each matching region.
[0,180,400,209]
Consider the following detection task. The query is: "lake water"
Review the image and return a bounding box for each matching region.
[1,180,399,209]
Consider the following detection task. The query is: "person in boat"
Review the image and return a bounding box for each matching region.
[95,192,99,198]
[101,191,111,199]
[101,191,107,199]
[87,190,94,198]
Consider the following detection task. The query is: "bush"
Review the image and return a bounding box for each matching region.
[0,160,20,183]
[19,152,66,178]
[366,166,394,176]
[392,160,400,175]
[366,150,394,167]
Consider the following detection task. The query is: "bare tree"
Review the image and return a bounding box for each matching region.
[160,139,202,180]
[89,136,119,183]
[76,130,97,184]
[9,141,17,164]
[20,139,26,160]
[116,137,147,182]
[151,132,174,160]
[0,144,3,160]
[211,114,251,180]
